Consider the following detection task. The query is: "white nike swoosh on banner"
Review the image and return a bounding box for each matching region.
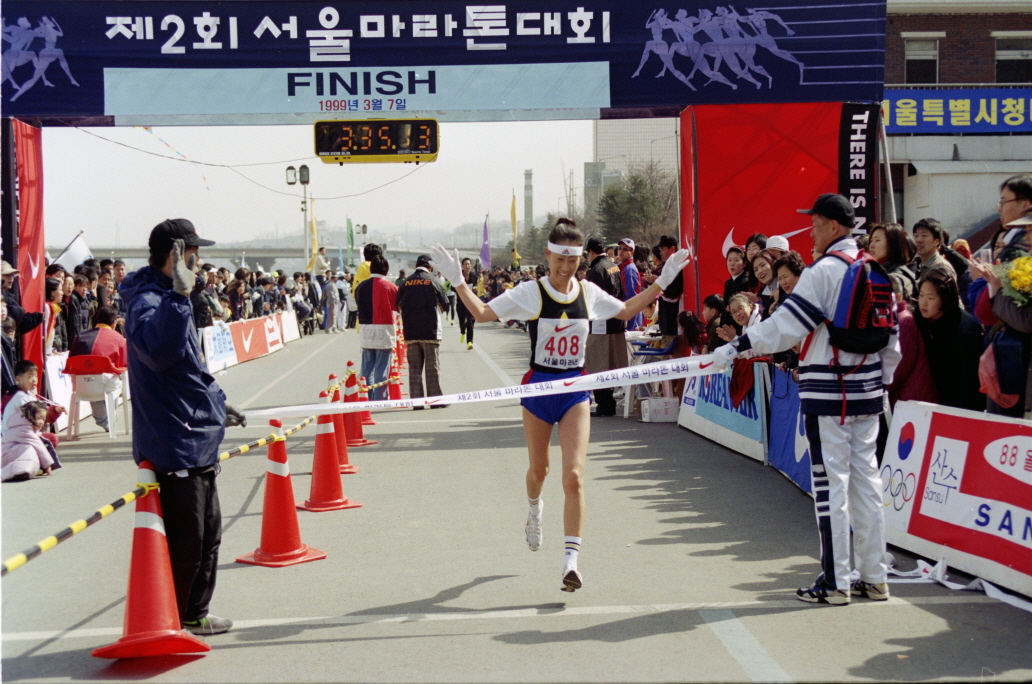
[242,330,254,352]
[27,253,39,278]
[721,225,812,257]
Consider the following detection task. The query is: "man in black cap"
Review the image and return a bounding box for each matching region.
[395,254,448,406]
[710,193,901,607]
[119,219,247,636]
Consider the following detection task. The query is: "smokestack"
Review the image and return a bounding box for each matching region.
[524,170,533,233]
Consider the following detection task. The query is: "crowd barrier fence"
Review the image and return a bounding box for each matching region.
[677,362,1032,597]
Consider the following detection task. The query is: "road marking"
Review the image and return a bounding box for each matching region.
[473,339,517,387]
[700,609,793,683]
[241,335,341,409]
[1,595,1000,642]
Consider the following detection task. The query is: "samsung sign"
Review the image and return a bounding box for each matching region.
[1,1,886,125]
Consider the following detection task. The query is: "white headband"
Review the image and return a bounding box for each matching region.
[547,242,584,257]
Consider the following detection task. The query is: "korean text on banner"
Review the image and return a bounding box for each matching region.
[0,1,886,122]
[882,401,1032,597]
[884,88,1032,135]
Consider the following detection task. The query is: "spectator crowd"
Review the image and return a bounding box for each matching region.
[4,173,1032,482]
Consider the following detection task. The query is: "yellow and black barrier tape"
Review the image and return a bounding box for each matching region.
[1,415,315,578]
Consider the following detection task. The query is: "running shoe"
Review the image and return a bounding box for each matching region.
[467,342,474,350]
[850,580,890,601]
[183,615,233,635]
[561,567,583,593]
[460,334,466,344]
[796,580,850,606]
[525,507,543,552]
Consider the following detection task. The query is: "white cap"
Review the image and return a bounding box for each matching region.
[766,235,790,252]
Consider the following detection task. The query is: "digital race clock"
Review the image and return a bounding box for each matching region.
[314,119,439,164]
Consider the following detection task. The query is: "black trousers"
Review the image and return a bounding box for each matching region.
[593,388,617,415]
[457,299,475,343]
[156,467,222,623]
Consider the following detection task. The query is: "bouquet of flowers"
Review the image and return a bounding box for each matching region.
[998,255,1032,307]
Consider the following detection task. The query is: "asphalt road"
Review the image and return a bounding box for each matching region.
[2,320,1030,683]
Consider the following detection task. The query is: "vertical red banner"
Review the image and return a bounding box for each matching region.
[13,119,45,374]
[679,103,842,312]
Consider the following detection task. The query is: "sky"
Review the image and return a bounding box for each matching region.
[41,119,594,252]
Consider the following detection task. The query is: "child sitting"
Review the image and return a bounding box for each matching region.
[2,360,65,450]
[2,401,57,481]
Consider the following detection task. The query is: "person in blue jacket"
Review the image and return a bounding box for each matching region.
[120,219,246,636]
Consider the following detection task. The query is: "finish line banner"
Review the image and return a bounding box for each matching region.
[246,355,720,419]
[881,401,1032,597]
[1,1,886,124]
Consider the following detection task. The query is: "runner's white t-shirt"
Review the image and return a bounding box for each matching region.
[487,278,624,323]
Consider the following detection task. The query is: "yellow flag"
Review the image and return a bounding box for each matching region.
[306,199,319,272]
[510,191,520,266]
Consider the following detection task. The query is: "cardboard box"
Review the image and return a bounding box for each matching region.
[640,397,680,422]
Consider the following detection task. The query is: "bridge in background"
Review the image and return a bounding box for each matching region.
[51,246,483,272]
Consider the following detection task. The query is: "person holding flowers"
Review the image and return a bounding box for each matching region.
[969,198,1032,420]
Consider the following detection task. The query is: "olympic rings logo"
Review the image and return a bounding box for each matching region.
[881,466,916,511]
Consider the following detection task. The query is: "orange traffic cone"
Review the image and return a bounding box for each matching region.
[298,392,362,512]
[237,421,327,567]
[359,377,376,426]
[343,371,377,447]
[330,380,358,474]
[388,367,403,401]
[93,462,210,659]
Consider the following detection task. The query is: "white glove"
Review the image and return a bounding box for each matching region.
[171,239,197,297]
[711,343,739,371]
[430,244,463,285]
[655,249,690,290]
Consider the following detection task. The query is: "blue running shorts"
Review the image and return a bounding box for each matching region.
[520,368,590,425]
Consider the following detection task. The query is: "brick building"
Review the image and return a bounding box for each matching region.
[883,0,1032,248]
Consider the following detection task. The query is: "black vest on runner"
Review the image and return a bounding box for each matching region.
[528,281,590,373]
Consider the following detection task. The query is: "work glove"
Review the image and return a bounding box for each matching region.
[655,249,691,291]
[171,239,197,297]
[225,403,247,428]
[711,343,739,371]
[430,244,463,285]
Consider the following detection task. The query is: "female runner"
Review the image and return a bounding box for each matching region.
[432,220,689,592]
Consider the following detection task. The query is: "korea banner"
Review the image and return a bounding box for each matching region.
[882,401,1032,597]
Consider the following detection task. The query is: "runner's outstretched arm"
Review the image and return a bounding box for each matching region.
[430,245,499,323]
[613,249,690,321]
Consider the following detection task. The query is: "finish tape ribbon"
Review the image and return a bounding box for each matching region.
[245,355,720,420]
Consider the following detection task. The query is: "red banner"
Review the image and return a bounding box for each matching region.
[679,102,842,312]
[229,317,272,363]
[13,119,45,374]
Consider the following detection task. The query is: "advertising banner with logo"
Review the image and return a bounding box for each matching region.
[882,401,1032,597]
[230,317,272,363]
[678,101,879,311]
[884,88,1032,135]
[767,367,812,494]
[1,1,885,123]
[13,119,46,375]
[678,363,768,462]
[201,320,239,373]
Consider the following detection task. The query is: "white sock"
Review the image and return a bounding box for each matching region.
[529,497,542,517]
[564,536,581,569]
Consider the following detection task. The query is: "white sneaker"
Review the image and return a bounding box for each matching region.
[525,505,543,552]
[561,566,583,592]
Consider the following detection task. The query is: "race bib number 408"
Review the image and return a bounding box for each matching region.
[535,318,588,370]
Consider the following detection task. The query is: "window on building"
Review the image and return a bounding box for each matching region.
[996,38,1032,83]
[905,39,938,84]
